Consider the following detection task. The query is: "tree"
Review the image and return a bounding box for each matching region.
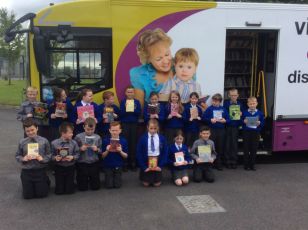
[0,8,25,85]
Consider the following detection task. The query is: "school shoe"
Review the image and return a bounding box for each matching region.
[250,166,256,171]
[215,165,223,171]
[244,165,250,170]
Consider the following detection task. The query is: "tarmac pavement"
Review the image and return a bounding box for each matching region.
[1,107,308,230]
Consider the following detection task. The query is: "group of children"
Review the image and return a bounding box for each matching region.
[15,82,264,199]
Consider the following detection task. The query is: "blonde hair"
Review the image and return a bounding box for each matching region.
[174,48,199,66]
[26,86,38,93]
[137,28,172,64]
[247,96,257,103]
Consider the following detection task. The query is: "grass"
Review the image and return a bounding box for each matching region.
[0,79,27,106]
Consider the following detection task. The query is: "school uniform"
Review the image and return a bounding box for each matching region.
[74,133,102,191]
[15,136,51,199]
[48,98,74,140]
[137,133,168,184]
[51,138,80,194]
[97,104,120,138]
[168,143,191,181]
[101,136,128,188]
[223,100,244,167]
[17,100,49,138]
[143,103,165,124]
[164,103,184,144]
[120,98,141,169]
[241,109,265,170]
[190,138,216,183]
[182,103,203,147]
[202,105,230,169]
[72,101,101,135]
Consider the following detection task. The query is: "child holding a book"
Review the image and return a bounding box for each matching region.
[164,90,184,144]
[137,119,168,187]
[48,87,74,140]
[120,86,141,171]
[73,88,100,135]
[190,126,216,183]
[17,86,49,138]
[143,91,165,125]
[51,122,80,194]
[74,117,102,191]
[241,96,265,171]
[101,121,128,189]
[183,92,203,148]
[223,88,244,169]
[202,93,230,170]
[97,91,120,138]
[15,118,51,199]
[168,130,191,186]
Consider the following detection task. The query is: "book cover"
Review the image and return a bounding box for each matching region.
[171,103,179,117]
[246,116,259,128]
[85,136,95,146]
[58,147,69,157]
[190,107,198,119]
[197,145,212,163]
[148,156,158,169]
[147,104,159,115]
[198,95,210,104]
[109,138,120,152]
[229,104,241,120]
[55,102,67,118]
[125,100,135,112]
[175,151,185,165]
[103,107,115,123]
[33,102,49,120]
[27,143,39,157]
[213,110,223,120]
[77,105,94,122]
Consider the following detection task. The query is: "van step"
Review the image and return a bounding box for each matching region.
[237,150,271,155]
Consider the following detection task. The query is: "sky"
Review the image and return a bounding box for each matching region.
[0,0,72,18]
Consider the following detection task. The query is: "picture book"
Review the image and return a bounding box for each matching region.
[213,110,223,120]
[33,102,49,120]
[103,107,115,123]
[229,104,241,120]
[175,151,185,165]
[27,143,39,157]
[125,100,135,112]
[58,147,69,157]
[198,95,210,104]
[85,136,95,146]
[171,103,179,117]
[246,116,259,128]
[197,145,212,163]
[109,138,120,152]
[190,107,199,119]
[147,103,159,115]
[77,105,94,122]
[148,156,158,169]
[55,102,67,118]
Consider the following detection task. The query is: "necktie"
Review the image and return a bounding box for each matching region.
[177,145,181,151]
[151,135,155,152]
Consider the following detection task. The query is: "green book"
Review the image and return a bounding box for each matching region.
[229,105,241,120]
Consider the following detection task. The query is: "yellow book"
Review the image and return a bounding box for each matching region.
[197,145,212,163]
[126,100,135,112]
[27,143,39,157]
[148,156,158,169]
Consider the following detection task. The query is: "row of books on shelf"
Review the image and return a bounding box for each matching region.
[226,50,252,60]
[225,63,251,73]
[226,39,253,48]
[224,76,250,88]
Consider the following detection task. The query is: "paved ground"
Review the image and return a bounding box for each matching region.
[1,107,308,230]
